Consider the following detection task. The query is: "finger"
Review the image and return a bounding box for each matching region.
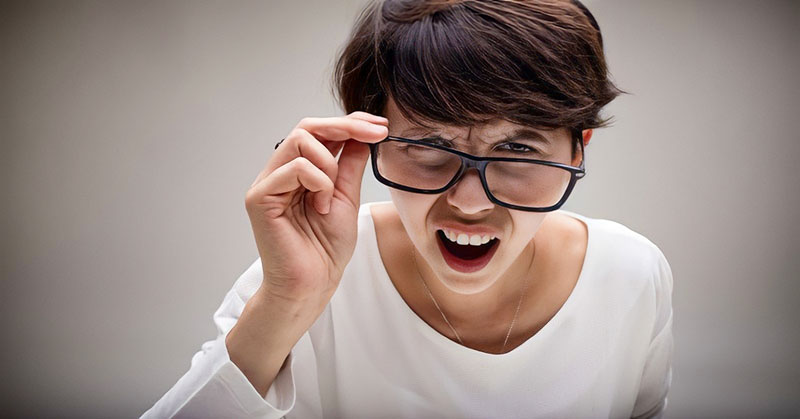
[325,141,345,158]
[345,111,389,126]
[264,127,339,183]
[296,115,388,145]
[325,110,387,156]
[248,157,335,217]
[334,140,371,207]
[250,114,387,191]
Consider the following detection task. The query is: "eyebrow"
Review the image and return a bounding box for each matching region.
[398,127,552,146]
[500,128,552,145]
[398,127,435,137]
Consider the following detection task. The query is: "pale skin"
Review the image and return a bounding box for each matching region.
[372,98,590,353]
[226,100,591,396]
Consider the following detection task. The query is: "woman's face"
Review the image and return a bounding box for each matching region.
[383,98,583,295]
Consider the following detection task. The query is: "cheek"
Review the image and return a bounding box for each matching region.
[389,189,438,238]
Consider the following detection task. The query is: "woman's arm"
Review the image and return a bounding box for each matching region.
[141,259,299,418]
[142,111,387,418]
[631,248,674,419]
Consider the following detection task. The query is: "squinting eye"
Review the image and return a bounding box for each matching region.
[418,136,453,148]
[497,142,538,154]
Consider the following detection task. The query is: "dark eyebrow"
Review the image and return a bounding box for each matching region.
[396,127,551,146]
[398,127,435,137]
[395,129,452,145]
[499,128,552,145]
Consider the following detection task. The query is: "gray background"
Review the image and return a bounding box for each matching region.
[2,0,798,417]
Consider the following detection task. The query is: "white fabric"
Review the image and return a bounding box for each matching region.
[142,201,674,419]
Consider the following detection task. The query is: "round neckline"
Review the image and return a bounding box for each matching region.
[362,202,595,359]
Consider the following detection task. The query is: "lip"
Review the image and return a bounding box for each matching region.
[435,230,500,274]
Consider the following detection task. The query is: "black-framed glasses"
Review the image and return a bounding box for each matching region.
[368,129,585,212]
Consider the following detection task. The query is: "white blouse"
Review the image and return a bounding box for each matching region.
[142,201,674,419]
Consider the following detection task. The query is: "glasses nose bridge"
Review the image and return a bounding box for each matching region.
[448,153,490,191]
[458,153,488,177]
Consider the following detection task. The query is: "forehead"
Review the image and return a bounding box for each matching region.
[384,97,567,146]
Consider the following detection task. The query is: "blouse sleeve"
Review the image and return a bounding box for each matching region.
[631,247,674,419]
[141,259,297,419]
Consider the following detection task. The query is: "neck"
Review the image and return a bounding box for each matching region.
[413,238,535,327]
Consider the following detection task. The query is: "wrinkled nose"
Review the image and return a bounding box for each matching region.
[445,169,494,215]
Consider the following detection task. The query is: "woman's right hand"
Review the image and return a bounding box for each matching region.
[227,112,387,397]
[245,112,389,306]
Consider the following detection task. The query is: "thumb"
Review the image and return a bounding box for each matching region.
[334,139,371,207]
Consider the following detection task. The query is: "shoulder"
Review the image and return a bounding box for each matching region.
[563,212,674,337]
[561,210,672,287]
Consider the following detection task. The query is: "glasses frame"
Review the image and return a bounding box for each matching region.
[368,128,586,212]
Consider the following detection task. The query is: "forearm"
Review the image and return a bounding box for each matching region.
[225,288,323,397]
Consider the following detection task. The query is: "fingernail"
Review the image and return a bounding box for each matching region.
[316,199,328,215]
[369,124,388,135]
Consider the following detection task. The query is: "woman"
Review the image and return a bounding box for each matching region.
[144,0,673,418]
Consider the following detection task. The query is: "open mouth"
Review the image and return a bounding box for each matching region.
[436,229,500,273]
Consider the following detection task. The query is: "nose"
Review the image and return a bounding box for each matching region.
[445,168,495,215]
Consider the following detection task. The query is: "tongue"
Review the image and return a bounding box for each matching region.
[438,230,495,260]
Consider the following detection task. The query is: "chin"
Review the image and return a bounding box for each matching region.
[435,270,500,295]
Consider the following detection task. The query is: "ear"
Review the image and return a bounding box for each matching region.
[572,128,592,167]
[582,129,593,147]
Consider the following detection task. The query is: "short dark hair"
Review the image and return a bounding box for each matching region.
[333,0,624,133]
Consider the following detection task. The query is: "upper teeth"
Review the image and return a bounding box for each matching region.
[442,230,495,246]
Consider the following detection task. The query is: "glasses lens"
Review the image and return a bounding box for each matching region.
[485,161,572,208]
[375,141,461,190]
